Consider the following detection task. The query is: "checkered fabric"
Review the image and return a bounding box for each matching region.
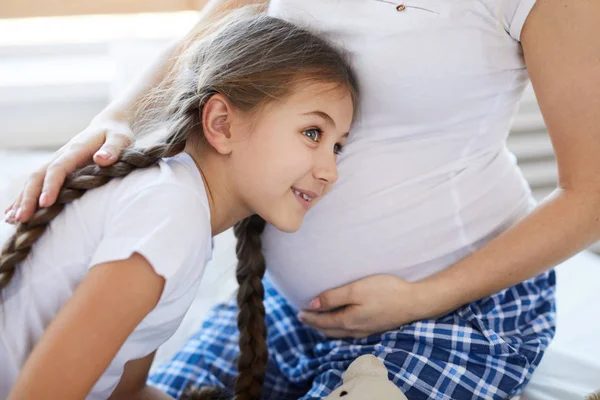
[149,271,555,399]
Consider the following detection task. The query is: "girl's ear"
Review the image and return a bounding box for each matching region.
[202,94,236,155]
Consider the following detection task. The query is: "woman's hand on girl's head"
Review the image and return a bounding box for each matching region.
[4,116,132,225]
[297,274,435,339]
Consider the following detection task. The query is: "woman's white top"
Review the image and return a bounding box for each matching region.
[264,0,539,309]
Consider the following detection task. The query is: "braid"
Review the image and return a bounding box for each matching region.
[232,214,268,400]
[183,214,267,400]
[0,93,202,292]
[181,386,231,400]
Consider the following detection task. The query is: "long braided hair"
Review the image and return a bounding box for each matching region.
[1,8,359,400]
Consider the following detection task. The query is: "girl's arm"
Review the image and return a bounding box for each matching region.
[108,352,174,400]
[7,253,165,400]
[7,0,269,224]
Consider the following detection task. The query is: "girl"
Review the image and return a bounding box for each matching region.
[10,0,600,399]
[0,10,358,400]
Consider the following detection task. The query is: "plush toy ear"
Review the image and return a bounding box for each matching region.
[343,355,389,383]
[326,355,409,400]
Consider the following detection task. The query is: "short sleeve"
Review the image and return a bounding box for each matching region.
[500,0,537,41]
[89,182,210,283]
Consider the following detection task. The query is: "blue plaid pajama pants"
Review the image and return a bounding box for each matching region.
[149,271,556,399]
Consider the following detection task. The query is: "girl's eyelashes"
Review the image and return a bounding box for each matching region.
[302,127,345,155]
[302,128,322,143]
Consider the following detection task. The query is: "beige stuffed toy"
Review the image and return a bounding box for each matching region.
[323,355,408,400]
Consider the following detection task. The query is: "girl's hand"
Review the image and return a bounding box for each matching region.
[298,274,435,339]
[4,116,132,224]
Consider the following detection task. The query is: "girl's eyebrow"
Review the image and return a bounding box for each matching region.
[302,111,336,128]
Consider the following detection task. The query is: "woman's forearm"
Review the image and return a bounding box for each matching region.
[98,0,269,123]
[418,188,600,318]
[98,41,178,122]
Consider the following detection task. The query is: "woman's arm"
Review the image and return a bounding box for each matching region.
[6,0,268,224]
[101,0,269,124]
[8,253,165,400]
[417,0,600,318]
[299,0,600,338]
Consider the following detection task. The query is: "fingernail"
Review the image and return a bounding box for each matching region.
[95,150,113,160]
[39,193,48,207]
[310,298,321,310]
[4,209,15,223]
[15,208,23,221]
[297,312,306,322]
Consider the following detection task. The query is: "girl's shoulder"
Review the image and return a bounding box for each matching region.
[88,151,212,287]
[115,152,208,210]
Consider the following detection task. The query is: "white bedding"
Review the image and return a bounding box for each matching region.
[523,250,600,399]
[1,150,599,398]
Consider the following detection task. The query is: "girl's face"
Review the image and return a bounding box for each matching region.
[230,81,354,233]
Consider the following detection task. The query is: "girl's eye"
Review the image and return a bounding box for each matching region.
[302,128,322,143]
[334,143,344,155]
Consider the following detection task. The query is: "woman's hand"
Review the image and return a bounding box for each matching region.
[4,0,271,225]
[298,274,434,339]
[4,116,132,224]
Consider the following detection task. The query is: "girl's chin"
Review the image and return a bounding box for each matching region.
[268,214,304,234]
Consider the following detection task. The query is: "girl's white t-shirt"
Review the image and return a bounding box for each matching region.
[0,152,212,399]
[263,0,540,309]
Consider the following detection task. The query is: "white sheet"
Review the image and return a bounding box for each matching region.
[523,250,600,400]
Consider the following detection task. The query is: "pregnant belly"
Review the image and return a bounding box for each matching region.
[262,151,533,310]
